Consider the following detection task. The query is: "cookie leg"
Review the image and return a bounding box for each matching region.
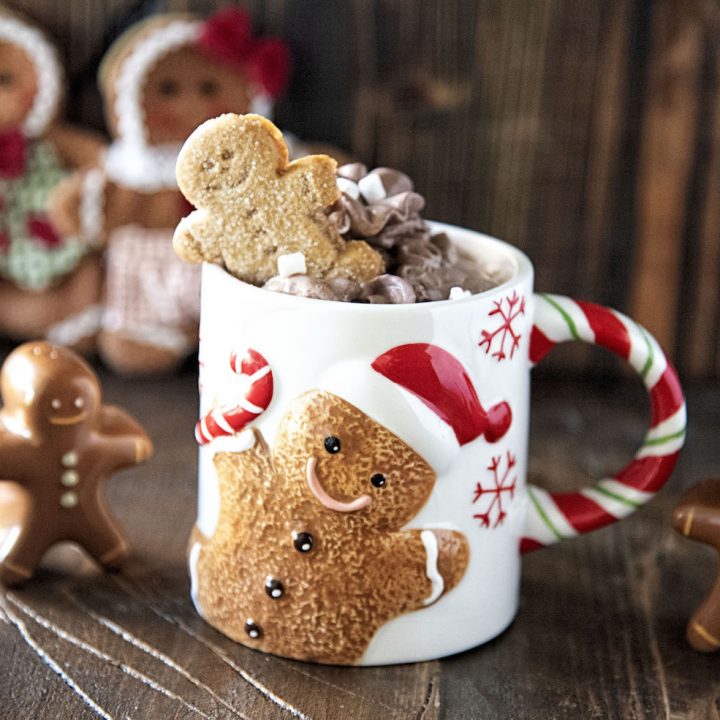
[72,501,130,570]
[0,523,55,586]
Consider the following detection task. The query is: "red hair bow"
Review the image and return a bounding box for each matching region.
[198,8,291,99]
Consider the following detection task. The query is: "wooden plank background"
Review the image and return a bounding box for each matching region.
[5,0,720,378]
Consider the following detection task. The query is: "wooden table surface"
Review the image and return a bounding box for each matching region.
[0,348,717,719]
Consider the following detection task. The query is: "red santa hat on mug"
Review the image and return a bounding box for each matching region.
[320,343,512,472]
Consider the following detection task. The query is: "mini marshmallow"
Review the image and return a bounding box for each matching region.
[337,177,360,200]
[277,252,307,278]
[449,286,472,301]
[358,173,387,203]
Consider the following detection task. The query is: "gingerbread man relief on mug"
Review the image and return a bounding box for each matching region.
[0,7,105,347]
[0,342,153,585]
[50,9,291,374]
[190,345,514,664]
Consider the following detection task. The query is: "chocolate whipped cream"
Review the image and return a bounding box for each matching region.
[263,163,510,303]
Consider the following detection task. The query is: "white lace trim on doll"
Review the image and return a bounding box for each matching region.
[104,140,181,192]
[103,310,191,353]
[0,15,63,137]
[115,19,201,148]
[80,167,106,243]
[47,304,103,346]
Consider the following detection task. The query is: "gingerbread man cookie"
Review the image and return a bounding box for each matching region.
[673,478,720,653]
[0,342,153,585]
[174,113,383,286]
[190,390,469,664]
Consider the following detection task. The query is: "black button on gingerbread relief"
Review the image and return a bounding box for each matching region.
[293,531,314,553]
[265,576,284,599]
[324,436,341,453]
[244,619,262,639]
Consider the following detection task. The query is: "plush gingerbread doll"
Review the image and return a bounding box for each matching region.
[0,342,153,585]
[50,9,292,375]
[0,7,105,349]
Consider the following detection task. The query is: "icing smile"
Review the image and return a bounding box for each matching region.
[305,457,371,513]
[48,410,88,425]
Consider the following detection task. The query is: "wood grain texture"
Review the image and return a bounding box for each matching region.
[0,341,716,719]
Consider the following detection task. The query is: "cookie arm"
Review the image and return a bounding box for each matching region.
[285,155,340,209]
[173,211,224,265]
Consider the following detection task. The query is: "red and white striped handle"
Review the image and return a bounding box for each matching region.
[195,349,274,446]
[521,294,686,553]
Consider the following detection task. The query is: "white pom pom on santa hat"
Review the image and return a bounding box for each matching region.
[319,343,511,472]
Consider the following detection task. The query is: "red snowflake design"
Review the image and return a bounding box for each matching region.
[472,452,517,528]
[478,290,526,361]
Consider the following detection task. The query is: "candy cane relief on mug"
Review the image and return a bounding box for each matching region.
[172,113,686,665]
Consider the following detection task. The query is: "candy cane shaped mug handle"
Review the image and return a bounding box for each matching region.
[521,294,686,552]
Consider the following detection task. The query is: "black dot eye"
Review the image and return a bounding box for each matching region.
[324,436,341,454]
[157,79,180,97]
[371,473,386,488]
[244,619,262,639]
[0,72,13,87]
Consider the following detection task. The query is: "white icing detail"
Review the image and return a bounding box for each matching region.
[337,177,360,199]
[207,429,256,454]
[449,286,471,300]
[51,399,61,410]
[61,471,79,487]
[47,305,103,347]
[277,252,307,278]
[420,530,444,606]
[104,140,182,192]
[61,452,78,468]
[358,173,387,203]
[0,525,21,562]
[80,168,106,243]
[60,491,78,509]
[188,540,203,615]
[0,16,62,137]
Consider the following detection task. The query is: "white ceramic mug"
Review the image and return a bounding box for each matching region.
[189,222,686,665]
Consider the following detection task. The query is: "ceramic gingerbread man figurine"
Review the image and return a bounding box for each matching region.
[50,9,292,374]
[0,7,105,349]
[189,344,513,664]
[0,342,153,585]
[673,478,720,653]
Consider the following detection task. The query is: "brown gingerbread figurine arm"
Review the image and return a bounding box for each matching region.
[94,423,153,475]
[46,125,107,169]
[0,431,31,482]
[674,478,720,652]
